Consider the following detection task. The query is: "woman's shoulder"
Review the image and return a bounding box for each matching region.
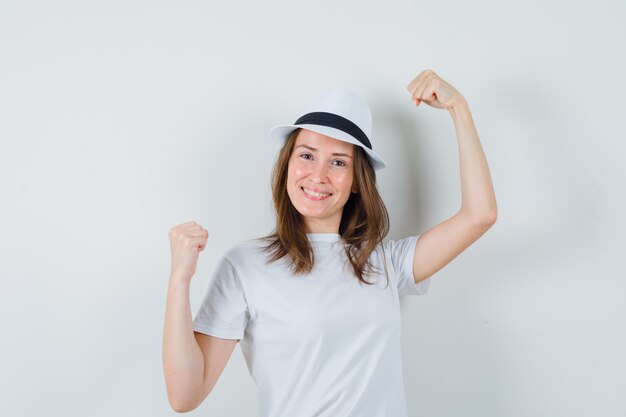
[221,236,273,265]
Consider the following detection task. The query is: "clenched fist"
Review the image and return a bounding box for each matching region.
[168,221,209,281]
[406,69,465,110]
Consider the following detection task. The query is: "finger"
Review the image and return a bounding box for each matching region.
[186,228,209,238]
[170,221,201,237]
[410,80,425,105]
[413,73,437,101]
[172,227,207,243]
[411,73,434,100]
[195,239,207,251]
[407,73,424,96]
[186,236,208,250]
[407,69,433,92]
[407,69,433,95]
[421,79,440,102]
[180,223,205,233]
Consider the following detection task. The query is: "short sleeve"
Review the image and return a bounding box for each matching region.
[192,256,249,340]
[385,234,431,296]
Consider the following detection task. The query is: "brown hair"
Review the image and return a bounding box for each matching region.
[257,128,392,287]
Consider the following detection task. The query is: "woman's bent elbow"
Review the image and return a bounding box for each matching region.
[165,382,208,413]
[168,396,201,413]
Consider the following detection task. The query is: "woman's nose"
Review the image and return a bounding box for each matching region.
[310,160,329,182]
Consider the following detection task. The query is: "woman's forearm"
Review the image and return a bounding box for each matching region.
[162,275,205,411]
[449,98,498,224]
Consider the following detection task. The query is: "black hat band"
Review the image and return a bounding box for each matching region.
[294,111,372,150]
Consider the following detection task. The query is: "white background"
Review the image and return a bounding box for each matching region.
[1,1,624,416]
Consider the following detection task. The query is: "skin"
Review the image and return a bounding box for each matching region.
[405,69,497,284]
[162,69,498,412]
[286,129,359,234]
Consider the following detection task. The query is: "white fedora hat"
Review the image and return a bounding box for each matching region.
[268,88,387,171]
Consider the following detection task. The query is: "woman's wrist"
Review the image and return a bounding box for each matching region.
[448,96,470,120]
[168,272,192,290]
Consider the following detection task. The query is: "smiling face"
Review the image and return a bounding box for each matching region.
[286,129,358,234]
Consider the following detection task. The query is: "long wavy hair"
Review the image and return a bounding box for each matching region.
[257,128,392,287]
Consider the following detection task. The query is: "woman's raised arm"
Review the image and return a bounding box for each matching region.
[162,222,238,412]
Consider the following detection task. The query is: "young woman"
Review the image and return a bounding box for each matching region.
[162,69,497,416]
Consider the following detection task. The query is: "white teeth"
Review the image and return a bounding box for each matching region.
[303,188,330,198]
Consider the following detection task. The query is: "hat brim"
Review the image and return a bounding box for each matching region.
[269,124,387,171]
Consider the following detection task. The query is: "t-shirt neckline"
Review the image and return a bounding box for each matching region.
[306,233,342,243]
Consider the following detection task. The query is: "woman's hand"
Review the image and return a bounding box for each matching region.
[406,69,465,110]
[168,221,209,281]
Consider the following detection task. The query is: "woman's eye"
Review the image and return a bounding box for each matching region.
[299,154,346,167]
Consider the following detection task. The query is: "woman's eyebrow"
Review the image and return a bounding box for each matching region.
[295,144,353,158]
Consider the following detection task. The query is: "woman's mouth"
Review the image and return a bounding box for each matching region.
[301,187,332,201]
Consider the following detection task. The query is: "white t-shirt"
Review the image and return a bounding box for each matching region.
[192,232,431,417]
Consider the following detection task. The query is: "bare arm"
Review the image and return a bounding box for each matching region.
[162,222,239,413]
[406,70,497,284]
[450,99,498,223]
[162,275,207,412]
